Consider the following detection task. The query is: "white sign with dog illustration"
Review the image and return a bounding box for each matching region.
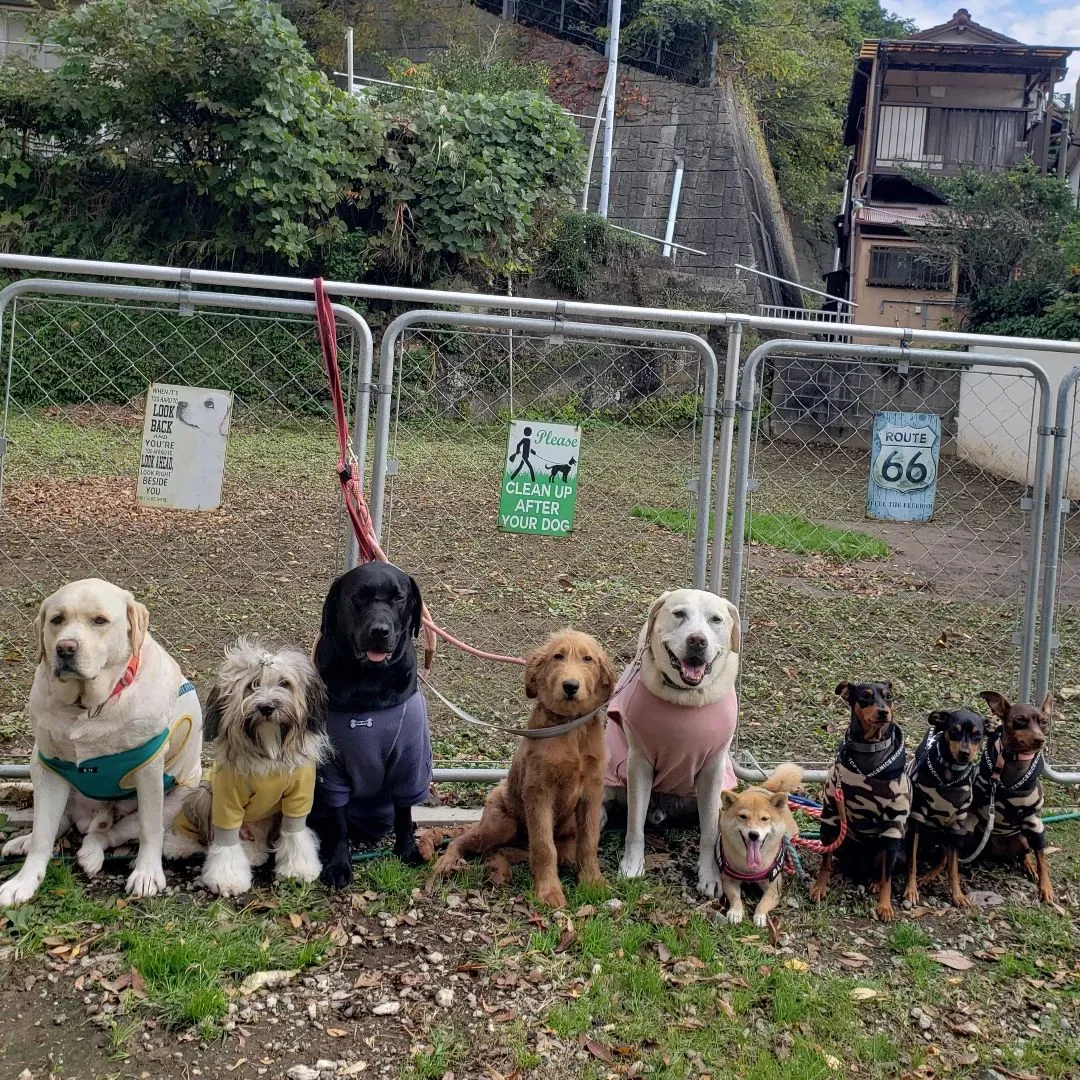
[498,420,581,536]
[137,382,234,511]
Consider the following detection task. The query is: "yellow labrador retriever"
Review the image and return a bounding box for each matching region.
[0,579,202,905]
[605,588,740,897]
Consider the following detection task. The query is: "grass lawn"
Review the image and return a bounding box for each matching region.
[1,821,1079,1079]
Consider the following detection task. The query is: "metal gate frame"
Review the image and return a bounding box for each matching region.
[0,279,374,780]
[370,309,721,588]
[1035,366,1080,783]
[727,339,1055,784]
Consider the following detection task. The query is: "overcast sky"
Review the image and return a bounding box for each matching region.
[897,3,1080,90]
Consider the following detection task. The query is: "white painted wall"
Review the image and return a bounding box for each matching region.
[956,347,1080,498]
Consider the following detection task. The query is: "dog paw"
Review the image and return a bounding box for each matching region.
[126,861,166,899]
[1,832,31,858]
[753,912,770,928]
[619,849,645,879]
[320,860,354,891]
[697,864,724,899]
[1038,884,1056,905]
[394,842,424,868]
[726,907,744,925]
[0,870,43,908]
[808,881,829,904]
[535,882,568,909]
[951,890,970,909]
[902,887,920,908]
[77,837,106,879]
[873,899,895,923]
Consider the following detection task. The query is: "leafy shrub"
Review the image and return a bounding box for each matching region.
[541,211,648,298]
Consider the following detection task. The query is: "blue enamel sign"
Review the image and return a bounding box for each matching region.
[866,411,940,523]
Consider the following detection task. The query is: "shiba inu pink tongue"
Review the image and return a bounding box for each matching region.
[366,650,389,663]
[745,834,763,868]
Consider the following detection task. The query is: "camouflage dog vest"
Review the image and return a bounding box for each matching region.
[907,729,975,844]
[820,726,911,846]
[963,730,1045,853]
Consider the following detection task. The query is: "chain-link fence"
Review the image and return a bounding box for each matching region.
[0,282,371,765]
[370,312,717,770]
[727,341,1052,775]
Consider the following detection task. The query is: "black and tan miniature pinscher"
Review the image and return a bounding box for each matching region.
[961,690,1055,904]
[903,707,987,908]
[811,680,911,922]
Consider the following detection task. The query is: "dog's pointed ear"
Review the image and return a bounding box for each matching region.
[524,645,545,699]
[408,576,423,640]
[927,710,950,731]
[33,597,47,664]
[126,595,149,658]
[836,682,852,702]
[770,791,788,810]
[1040,690,1055,720]
[721,789,739,811]
[980,691,1010,720]
[724,598,741,654]
[202,684,224,743]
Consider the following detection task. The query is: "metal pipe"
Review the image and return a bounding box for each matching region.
[609,224,705,256]
[345,27,354,97]
[432,768,509,783]
[598,0,622,218]
[373,310,719,590]
[727,340,1052,705]
[13,254,1080,359]
[734,263,856,307]
[710,322,741,595]
[581,63,615,212]
[662,158,684,260]
[1035,365,1080,701]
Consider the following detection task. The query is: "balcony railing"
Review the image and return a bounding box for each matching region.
[757,305,853,324]
[875,105,1032,174]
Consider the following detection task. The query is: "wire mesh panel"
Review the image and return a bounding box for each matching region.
[0,294,363,758]
[379,323,708,770]
[731,348,1046,772]
[1046,374,1080,771]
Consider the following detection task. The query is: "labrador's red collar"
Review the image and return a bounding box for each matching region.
[87,652,140,718]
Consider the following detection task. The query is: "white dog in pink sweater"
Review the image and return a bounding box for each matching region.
[605,589,741,897]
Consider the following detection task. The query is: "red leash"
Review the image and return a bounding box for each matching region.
[313,279,526,670]
[789,789,848,855]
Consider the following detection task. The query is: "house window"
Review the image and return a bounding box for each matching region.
[867,247,952,291]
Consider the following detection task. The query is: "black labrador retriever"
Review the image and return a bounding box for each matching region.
[311,562,432,888]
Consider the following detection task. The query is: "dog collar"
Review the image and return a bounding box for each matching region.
[838,726,904,778]
[85,652,140,719]
[913,730,974,788]
[715,837,785,883]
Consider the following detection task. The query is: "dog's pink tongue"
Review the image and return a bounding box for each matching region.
[745,836,763,868]
[366,650,389,663]
[680,661,705,684]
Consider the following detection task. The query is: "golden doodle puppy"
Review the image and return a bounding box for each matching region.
[427,630,614,908]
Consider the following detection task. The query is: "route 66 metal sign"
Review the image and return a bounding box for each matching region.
[867,411,941,522]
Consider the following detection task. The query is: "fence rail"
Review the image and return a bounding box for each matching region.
[2,254,1080,786]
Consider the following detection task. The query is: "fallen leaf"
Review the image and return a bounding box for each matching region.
[326,1028,348,1038]
[931,950,973,971]
[656,943,672,963]
[718,998,735,1018]
[850,988,878,1002]
[585,1040,614,1063]
[353,971,383,988]
[574,904,596,918]
[129,969,147,999]
[907,906,934,919]
[338,1064,369,1078]
[491,1010,517,1023]
[238,969,300,995]
[288,912,303,929]
[838,951,870,968]
[783,959,809,972]
[643,852,669,870]
[483,1068,506,1080]
[226,1059,248,1072]
[555,928,575,953]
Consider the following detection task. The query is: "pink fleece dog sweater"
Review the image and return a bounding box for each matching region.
[604,670,738,797]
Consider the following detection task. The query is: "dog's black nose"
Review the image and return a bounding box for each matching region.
[747,830,761,841]
[876,709,890,721]
[562,679,579,698]
[258,703,275,717]
[55,639,78,659]
[686,633,707,651]
[370,624,391,641]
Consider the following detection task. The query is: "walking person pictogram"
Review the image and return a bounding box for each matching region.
[508,426,536,482]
